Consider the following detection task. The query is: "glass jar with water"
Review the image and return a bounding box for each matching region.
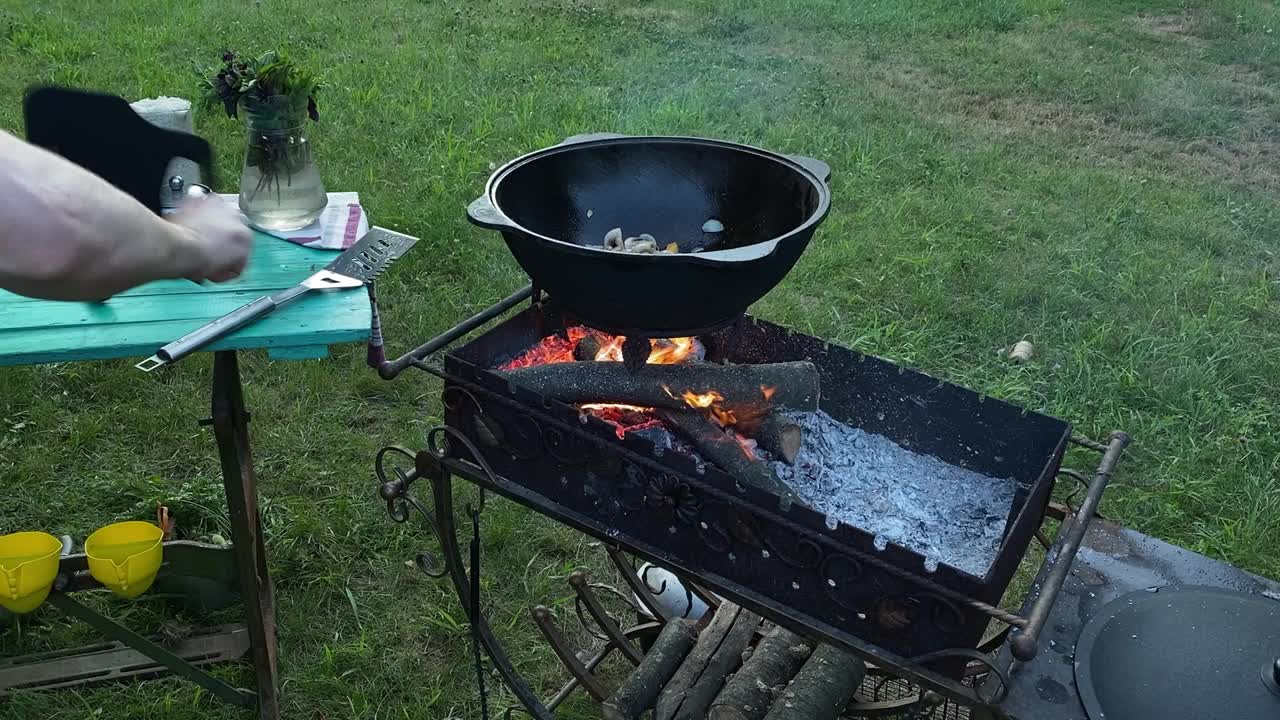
[238,95,326,231]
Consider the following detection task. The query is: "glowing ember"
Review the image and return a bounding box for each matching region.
[732,432,759,460]
[761,385,777,401]
[577,403,658,438]
[499,326,594,370]
[579,403,651,413]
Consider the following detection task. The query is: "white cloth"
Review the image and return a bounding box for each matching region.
[219,192,369,250]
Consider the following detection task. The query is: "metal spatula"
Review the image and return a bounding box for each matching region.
[136,227,419,372]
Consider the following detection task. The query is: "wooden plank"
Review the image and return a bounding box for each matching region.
[0,232,370,366]
[0,288,366,331]
[266,345,329,361]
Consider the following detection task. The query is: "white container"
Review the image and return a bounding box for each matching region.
[130,96,199,209]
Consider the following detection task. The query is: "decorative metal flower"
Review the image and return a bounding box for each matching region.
[645,474,702,525]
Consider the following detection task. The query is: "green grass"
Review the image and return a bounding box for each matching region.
[1,0,1279,717]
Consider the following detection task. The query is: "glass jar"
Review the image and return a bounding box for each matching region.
[238,95,326,231]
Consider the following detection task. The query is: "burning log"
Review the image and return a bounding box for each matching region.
[497,361,820,413]
[573,335,602,362]
[708,625,813,720]
[656,602,762,720]
[655,410,801,504]
[603,618,698,720]
[761,644,866,720]
[739,412,802,465]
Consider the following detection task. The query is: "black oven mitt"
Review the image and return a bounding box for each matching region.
[23,85,215,215]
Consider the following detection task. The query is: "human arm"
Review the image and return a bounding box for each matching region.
[0,129,251,301]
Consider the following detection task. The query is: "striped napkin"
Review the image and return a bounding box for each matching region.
[218,191,369,250]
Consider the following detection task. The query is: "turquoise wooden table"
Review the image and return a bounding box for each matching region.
[0,231,370,366]
[0,232,372,720]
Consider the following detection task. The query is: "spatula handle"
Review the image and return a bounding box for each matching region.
[136,284,310,371]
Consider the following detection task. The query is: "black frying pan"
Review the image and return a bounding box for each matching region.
[23,86,215,215]
[468,133,831,337]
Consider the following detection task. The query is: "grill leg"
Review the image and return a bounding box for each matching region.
[211,351,280,720]
[429,468,556,720]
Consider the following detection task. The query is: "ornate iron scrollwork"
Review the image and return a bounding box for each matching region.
[375,443,451,579]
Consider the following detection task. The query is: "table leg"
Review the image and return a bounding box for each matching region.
[211,350,281,720]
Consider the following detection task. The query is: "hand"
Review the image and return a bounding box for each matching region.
[167,196,253,282]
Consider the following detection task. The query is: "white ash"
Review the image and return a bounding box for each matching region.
[768,410,1015,577]
[702,218,724,233]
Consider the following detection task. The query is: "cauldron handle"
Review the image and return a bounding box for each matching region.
[467,195,515,232]
[786,154,832,184]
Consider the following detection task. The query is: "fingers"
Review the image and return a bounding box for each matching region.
[168,193,253,284]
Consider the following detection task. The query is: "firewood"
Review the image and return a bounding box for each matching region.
[709,625,813,720]
[656,410,801,504]
[497,361,820,413]
[603,618,698,720]
[573,335,602,362]
[656,602,761,720]
[622,336,652,372]
[761,644,866,720]
[739,412,802,464]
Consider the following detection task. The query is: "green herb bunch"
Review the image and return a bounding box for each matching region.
[198,49,321,122]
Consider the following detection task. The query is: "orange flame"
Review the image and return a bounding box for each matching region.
[711,406,738,427]
[682,389,724,408]
[761,385,776,401]
[501,327,700,369]
[731,431,758,460]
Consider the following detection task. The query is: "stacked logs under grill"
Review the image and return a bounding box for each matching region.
[495,336,816,503]
[603,601,866,720]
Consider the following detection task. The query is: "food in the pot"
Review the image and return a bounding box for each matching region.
[604,227,624,250]
[624,235,658,253]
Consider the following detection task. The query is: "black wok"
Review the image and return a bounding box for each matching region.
[468,133,831,337]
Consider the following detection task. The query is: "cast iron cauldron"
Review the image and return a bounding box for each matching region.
[468,133,831,337]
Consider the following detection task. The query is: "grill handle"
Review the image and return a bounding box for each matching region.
[1010,431,1131,661]
[372,284,536,380]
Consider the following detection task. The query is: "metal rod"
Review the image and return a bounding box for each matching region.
[377,285,534,379]
[530,605,611,701]
[1009,431,1130,661]
[47,594,255,708]
[569,571,645,665]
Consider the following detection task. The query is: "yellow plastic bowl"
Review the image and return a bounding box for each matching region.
[0,531,63,614]
[85,522,164,599]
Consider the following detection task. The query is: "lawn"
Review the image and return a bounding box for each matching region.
[1,0,1278,717]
